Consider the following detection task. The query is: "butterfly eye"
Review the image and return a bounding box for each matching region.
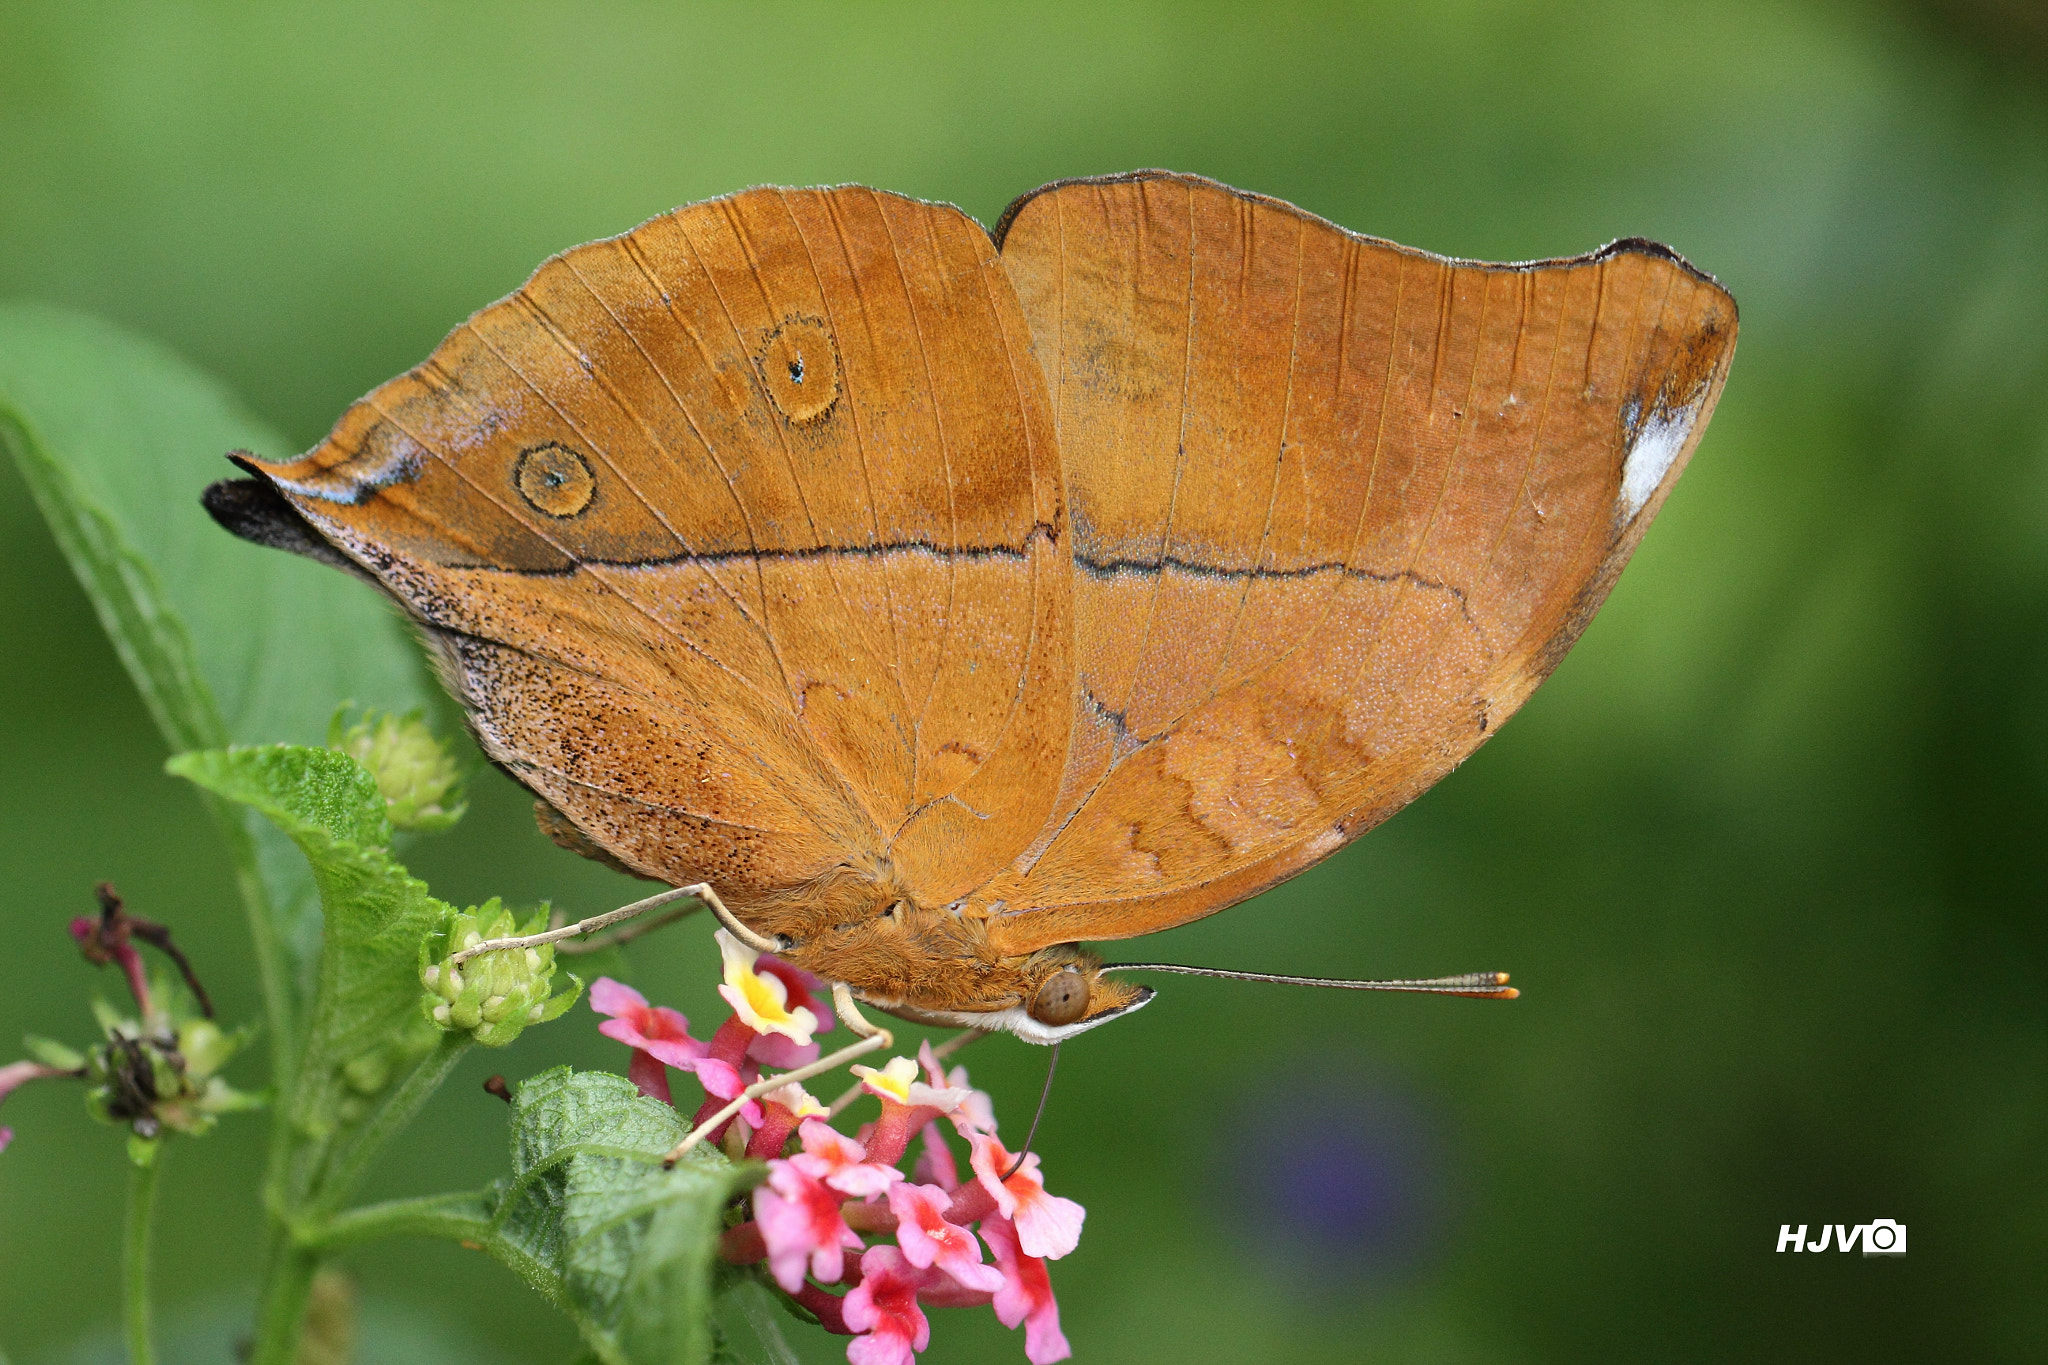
[1028,968,1089,1027]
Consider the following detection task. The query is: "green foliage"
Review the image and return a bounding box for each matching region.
[321,1069,760,1365]
[164,741,735,1362]
[420,899,583,1047]
[0,298,747,1361]
[315,1072,765,1358]
[0,303,432,1049]
[169,746,447,1144]
[489,1069,758,1365]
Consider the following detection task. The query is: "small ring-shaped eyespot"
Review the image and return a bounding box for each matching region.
[513,442,595,518]
[1028,967,1089,1027]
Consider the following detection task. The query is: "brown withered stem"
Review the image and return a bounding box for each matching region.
[81,883,216,1019]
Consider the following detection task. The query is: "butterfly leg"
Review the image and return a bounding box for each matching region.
[551,902,698,954]
[447,881,744,966]
[662,981,894,1167]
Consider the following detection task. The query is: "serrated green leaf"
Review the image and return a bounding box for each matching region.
[168,746,442,1155]
[0,303,432,1044]
[482,1068,762,1365]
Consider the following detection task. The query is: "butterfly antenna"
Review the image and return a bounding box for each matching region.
[1000,1041,1061,1182]
[1098,963,1519,999]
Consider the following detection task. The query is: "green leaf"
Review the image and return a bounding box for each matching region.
[0,303,432,1044]
[710,1280,804,1365]
[0,303,428,750]
[23,1035,86,1071]
[168,746,442,1160]
[484,1069,760,1365]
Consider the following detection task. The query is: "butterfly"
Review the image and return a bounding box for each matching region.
[204,171,1736,1045]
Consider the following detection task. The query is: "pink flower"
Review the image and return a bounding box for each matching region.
[913,1122,960,1192]
[690,1054,763,1127]
[981,1214,1071,1364]
[747,1031,822,1070]
[887,1183,1004,1292]
[841,1246,933,1365]
[789,1118,903,1199]
[852,1055,971,1114]
[749,1080,828,1159]
[589,978,706,1070]
[850,1056,973,1165]
[594,979,761,1124]
[966,1133,1085,1260]
[755,1158,864,1293]
[918,1041,996,1137]
[627,1048,671,1103]
[717,931,820,1044]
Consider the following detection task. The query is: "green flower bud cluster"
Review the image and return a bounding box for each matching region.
[420,898,582,1047]
[328,707,467,833]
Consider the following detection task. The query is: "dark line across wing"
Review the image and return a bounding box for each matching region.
[1072,553,1472,621]
[434,523,1472,619]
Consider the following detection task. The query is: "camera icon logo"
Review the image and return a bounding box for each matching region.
[1861,1219,1906,1256]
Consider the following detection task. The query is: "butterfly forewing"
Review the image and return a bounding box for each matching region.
[245,186,1073,916]
[983,172,1736,953]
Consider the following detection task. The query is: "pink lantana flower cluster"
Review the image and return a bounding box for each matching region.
[591,930,1081,1365]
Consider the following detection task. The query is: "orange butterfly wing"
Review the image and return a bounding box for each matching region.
[243,187,1072,919]
[981,172,1736,954]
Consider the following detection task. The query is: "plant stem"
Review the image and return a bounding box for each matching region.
[303,1034,472,1222]
[248,1034,473,1362]
[306,1190,492,1249]
[220,816,296,1091]
[123,1154,160,1365]
[248,1232,319,1365]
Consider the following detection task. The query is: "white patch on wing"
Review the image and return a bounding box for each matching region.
[1619,403,1698,520]
[270,441,424,506]
[865,989,1156,1045]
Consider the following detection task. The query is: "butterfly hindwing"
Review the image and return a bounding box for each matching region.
[982,171,1736,952]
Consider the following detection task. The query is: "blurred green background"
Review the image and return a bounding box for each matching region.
[2,1,2044,1361]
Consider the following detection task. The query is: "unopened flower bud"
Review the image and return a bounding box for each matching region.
[328,708,467,833]
[419,898,581,1046]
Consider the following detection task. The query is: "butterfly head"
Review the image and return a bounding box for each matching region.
[986,945,1156,1045]
[849,944,1154,1046]
[762,884,1154,1045]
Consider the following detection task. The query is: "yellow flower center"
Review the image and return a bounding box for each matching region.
[853,1056,921,1104]
[716,929,818,1043]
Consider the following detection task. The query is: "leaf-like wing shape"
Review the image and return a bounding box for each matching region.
[240,188,1073,920]
[986,172,1736,951]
